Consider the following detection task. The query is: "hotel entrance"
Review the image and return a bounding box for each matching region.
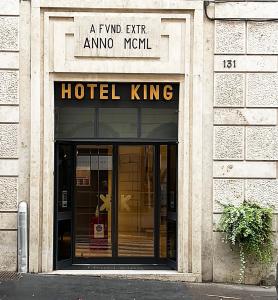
[54,81,179,269]
[55,143,177,268]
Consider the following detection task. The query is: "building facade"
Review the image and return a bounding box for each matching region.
[0,0,278,284]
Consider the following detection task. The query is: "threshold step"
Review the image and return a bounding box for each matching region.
[65,264,172,270]
[46,270,202,282]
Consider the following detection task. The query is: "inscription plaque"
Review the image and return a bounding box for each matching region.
[74,15,160,58]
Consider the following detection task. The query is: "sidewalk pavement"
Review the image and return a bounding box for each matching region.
[0,273,277,300]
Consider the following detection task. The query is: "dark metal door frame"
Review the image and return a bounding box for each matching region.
[166,145,178,269]
[54,141,177,268]
[54,142,75,269]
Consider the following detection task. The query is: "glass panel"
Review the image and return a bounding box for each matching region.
[118,146,154,257]
[55,107,178,140]
[99,108,137,138]
[168,145,177,212]
[167,145,177,262]
[58,219,72,260]
[160,145,167,258]
[58,145,73,211]
[55,107,95,138]
[141,109,178,139]
[57,144,73,263]
[75,145,113,257]
[167,221,176,261]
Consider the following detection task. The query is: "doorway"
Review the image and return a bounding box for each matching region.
[54,143,177,269]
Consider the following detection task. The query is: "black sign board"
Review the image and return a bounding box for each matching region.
[54,82,179,108]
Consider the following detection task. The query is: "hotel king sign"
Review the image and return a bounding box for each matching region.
[74,15,160,57]
[55,82,179,104]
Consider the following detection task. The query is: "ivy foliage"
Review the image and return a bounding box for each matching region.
[219,202,273,265]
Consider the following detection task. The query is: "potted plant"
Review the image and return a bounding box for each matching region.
[218,202,273,283]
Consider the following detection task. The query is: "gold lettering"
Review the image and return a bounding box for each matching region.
[75,84,85,100]
[143,84,147,100]
[100,84,109,100]
[112,84,120,100]
[131,84,140,100]
[163,85,173,101]
[150,85,159,100]
[61,83,71,99]
[87,83,97,99]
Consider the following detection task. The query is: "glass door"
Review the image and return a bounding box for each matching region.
[117,145,155,257]
[74,145,113,259]
[55,143,177,267]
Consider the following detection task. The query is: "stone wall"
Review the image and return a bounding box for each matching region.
[0,0,19,271]
[0,0,277,283]
[213,17,278,284]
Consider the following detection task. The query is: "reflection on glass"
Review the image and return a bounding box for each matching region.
[167,145,177,262]
[58,220,71,260]
[99,108,137,138]
[141,109,178,139]
[55,107,178,140]
[55,107,95,138]
[57,144,73,263]
[75,145,113,258]
[118,146,154,257]
[160,145,167,258]
[168,145,177,212]
[58,145,73,212]
[167,221,176,261]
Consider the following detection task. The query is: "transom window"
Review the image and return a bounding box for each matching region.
[54,81,179,141]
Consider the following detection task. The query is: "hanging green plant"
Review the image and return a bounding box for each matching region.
[218,202,273,283]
